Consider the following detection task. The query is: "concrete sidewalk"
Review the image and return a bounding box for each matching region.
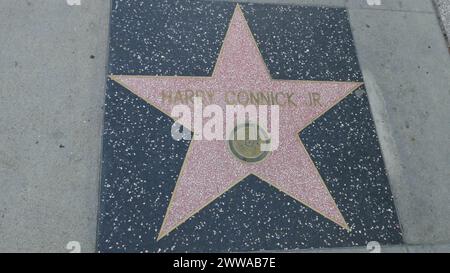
[0,0,449,252]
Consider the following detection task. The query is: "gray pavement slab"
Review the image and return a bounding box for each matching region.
[350,8,450,244]
[0,0,449,252]
[0,0,110,252]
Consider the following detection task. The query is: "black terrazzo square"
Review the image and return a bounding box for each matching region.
[97,0,403,252]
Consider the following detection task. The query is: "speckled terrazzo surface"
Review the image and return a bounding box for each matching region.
[435,0,450,46]
[97,0,403,252]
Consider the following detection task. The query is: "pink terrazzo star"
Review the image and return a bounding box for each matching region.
[111,5,362,240]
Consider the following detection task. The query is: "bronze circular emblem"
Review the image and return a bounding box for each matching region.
[228,123,271,163]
